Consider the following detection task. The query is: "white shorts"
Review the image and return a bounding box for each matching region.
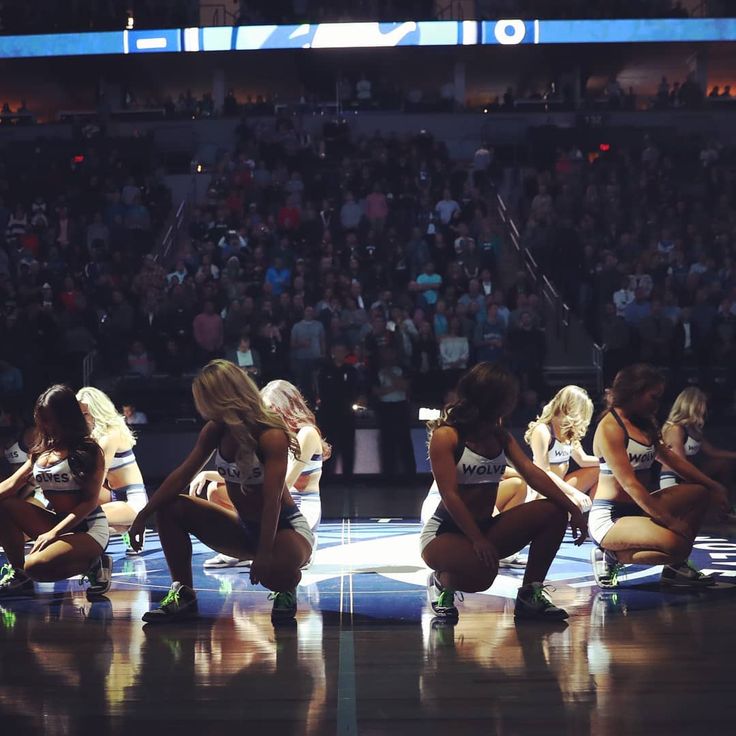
[588,500,646,547]
[659,472,678,489]
[68,507,110,551]
[290,490,321,532]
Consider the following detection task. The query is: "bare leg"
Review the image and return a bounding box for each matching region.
[422,500,568,592]
[101,501,137,533]
[0,498,59,568]
[156,495,256,589]
[0,497,102,578]
[486,500,569,586]
[422,534,498,593]
[206,484,236,511]
[566,466,599,496]
[599,516,691,565]
[24,535,104,581]
[495,476,528,513]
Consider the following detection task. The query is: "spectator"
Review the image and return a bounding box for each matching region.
[507,311,546,392]
[290,306,325,404]
[474,304,506,363]
[434,188,460,226]
[122,402,149,426]
[192,300,224,361]
[415,261,442,310]
[372,347,415,479]
[317,343,360,479]
[127,340,154,377]
[226,332,261,382]
[340,191,363,231]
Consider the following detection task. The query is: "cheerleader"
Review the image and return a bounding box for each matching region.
[193,379,328,569]
[589,365,729,589]
[77,387,148,554]
[661,387,736,498]
[0,385,111,601]
[524,386,599,512]
[420,363,587,622]
[128,360,313,623]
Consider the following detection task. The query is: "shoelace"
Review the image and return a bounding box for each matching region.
[160,587,182,609]
[605,562,625,587]
[684,559,707,578]
[531,584,557,608]
[0,563,15,587]
[122,532,132,549]
[268,591,296,608]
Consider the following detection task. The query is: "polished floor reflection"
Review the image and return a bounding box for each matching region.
[1,521,736,735]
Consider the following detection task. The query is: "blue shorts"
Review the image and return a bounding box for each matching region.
[237,506,315,552]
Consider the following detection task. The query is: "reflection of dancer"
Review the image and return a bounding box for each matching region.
[129,360,313,623]
[77,387,148,552]
[661,387,736,501]
[524,386,599,511]
[194,379,328,569]
[589,365,729,589]
[0,385,111,600]
[420,363,587,622]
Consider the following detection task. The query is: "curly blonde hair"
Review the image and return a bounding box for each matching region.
[524,385,593,447]
[664,387,706,436]
[260,380,332,460]
[192,360,298,475]
[76,386,136,447]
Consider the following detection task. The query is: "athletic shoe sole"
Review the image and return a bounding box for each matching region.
[203,559,251,569]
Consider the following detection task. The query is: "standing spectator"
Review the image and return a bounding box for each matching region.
[434,188,460,227]
[438,316,469,393]
[415,261,442,310]
[192,300,224,361]
[127,340,154,377]
[474,304,506,363]
[265,256,291,296]
[372,347,416,479]
[506,311,546,392]
[365,184,388,232]
[638,300,674,365]
[340,191,363,231]
[317,343,360,479]
[290,306,325,404]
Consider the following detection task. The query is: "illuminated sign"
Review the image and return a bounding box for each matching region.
[0,18,734,59]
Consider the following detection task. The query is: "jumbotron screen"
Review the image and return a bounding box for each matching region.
[0,18,734,59]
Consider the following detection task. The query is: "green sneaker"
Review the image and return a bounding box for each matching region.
[0,564,34,599]
[591,547,625,589]
[514,582,569,621]
[83,555,112,600]
[427,572,460,620]
[122,529,144,557]
[269,589,297,621]
[142,582,199,624]
[0,606,17,630]
[661,559,717,588]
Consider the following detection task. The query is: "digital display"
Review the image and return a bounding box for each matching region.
[0,18,733,59]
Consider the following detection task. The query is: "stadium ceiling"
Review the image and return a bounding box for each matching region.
[0,18,734,59]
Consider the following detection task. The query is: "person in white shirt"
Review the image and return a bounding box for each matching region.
[613,277,635,317]
[435,189,460,226]
[122,403,148,426]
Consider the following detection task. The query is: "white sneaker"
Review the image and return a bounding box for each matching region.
[590,547,624,589]
[499,553,527,569]
[203,553,250,569]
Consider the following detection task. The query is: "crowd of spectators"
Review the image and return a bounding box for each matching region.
[100,119,546,427]
[0,135,172,403]
[516,134,736,393]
